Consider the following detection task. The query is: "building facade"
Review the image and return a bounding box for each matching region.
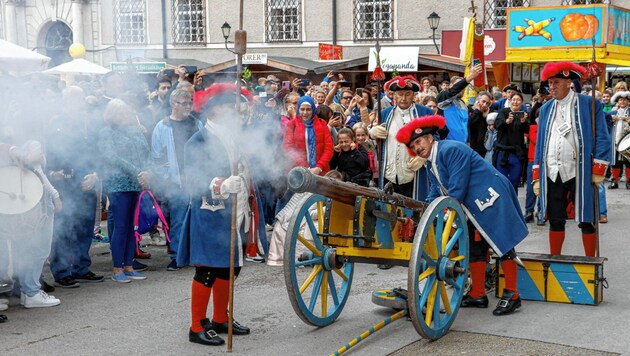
[0,0,621,69]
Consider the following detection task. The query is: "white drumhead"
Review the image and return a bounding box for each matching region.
[618,134,630,152]
[0,166,44,215]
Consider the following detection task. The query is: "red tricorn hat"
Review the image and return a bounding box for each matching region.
[395,115,446,156]
[541,62,587,81]
[384,75,423,92]
[194,82,254,113]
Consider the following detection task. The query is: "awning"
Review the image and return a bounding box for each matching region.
[202,54,483,76]
[147,57,213,70]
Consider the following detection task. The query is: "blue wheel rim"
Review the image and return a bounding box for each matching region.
[408,196,469,340]
[284,194,354,327]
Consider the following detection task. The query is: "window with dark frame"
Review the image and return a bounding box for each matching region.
[172,0,206,45]
[353,0,393,41]
[265,0,301,42]
[484,0,531,29]
[114,0,146,44]
[560,0,606,4]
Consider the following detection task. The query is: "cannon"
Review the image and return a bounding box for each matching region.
[283,167,470,341]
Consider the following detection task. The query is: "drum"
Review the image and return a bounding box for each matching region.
[0,165,47,240]
[617,134,630,161]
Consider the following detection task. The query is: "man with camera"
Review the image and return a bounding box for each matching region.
[533,62,611,257]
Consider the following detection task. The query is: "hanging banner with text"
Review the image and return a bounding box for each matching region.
[368,46,419,72]
[319,43,343,60]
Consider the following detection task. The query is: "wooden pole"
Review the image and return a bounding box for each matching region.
[590,37,600,257]
[228,0,245,351]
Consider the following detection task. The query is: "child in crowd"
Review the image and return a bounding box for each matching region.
[352,122,379,185]
[484,112,497,163]
[330,127,371,186]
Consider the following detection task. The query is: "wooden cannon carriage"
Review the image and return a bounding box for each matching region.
[283,167,471,340]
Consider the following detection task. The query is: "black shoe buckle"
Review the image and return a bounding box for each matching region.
[205,330,219,338]
[497,299,509,308]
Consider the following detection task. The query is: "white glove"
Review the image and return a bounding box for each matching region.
[408,156,426,171]
[220,175,243,195]
[369,125,388,139]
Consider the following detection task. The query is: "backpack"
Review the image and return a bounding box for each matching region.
[134,190,170,253]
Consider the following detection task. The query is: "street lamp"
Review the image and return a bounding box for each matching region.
[427,12,441,54]
[221,22,236,54]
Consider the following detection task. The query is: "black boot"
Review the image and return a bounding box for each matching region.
[609,180,618,189]
[524,211,534,223]
[493,289,521,316]
[189,329,225,346]
[202,318,251,335]
[460,294,489,308]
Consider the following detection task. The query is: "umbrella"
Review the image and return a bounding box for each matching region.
[0,39,51,73]
[44,58,110,75]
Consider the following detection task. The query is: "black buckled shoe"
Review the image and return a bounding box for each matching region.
[493,289,521,316]
[460,294,489,308]
[609,181,619,189]
[189,329,225,346]
[202,318,250,335]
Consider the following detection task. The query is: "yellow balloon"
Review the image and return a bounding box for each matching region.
[69,43,86,59]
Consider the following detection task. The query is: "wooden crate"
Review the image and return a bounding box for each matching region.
[495,252,607,305]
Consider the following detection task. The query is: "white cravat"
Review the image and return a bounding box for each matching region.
[546,90,578,182]
[385,107,416,184]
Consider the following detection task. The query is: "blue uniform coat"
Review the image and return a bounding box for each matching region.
[426,140,528,257]
[534,93,611,224]
[177,129,268,268]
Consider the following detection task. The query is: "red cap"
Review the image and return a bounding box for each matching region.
[395,115,446,156]
[194,83,254,113]
[541,62,586,81]
[384,75,423,92]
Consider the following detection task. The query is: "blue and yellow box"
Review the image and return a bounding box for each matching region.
[495,252,607,306]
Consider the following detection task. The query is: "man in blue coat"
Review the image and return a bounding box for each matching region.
[532,62,611,257]
[177,83,255,346]
[397,115,528,316]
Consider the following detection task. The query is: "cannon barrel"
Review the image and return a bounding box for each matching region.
[287,167,426,211]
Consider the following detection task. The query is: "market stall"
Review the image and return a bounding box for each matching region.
[497,3,630,93]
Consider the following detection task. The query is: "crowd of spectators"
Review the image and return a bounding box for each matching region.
[0,62,627,323]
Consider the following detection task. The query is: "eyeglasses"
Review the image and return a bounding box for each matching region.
[175,101,192,107]
[341,96,353,100]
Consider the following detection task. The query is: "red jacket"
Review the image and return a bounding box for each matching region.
[283,116,334,174]
[527,124,537,162]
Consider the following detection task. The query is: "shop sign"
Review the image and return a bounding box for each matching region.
[507,5,605,49]
[242,53,268,65]
[608,6,630,47]
[319,43,343,60]
[368,46,419,72]
[111,62,165,73]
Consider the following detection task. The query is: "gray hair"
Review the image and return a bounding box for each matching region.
[177,81,193,89]
[103,98,134,126]
[169,88,192,105]
[476,91,491,101]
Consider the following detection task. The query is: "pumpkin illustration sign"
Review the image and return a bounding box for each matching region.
[560,13,599,41]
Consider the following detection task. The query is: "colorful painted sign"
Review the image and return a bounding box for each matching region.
[608,6,630,47]
[507,5,605,49]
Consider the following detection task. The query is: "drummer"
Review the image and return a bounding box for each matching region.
[0,141,61,309]
[532,62,611,257]
[396,115,528,316]
[608,91,630,189]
